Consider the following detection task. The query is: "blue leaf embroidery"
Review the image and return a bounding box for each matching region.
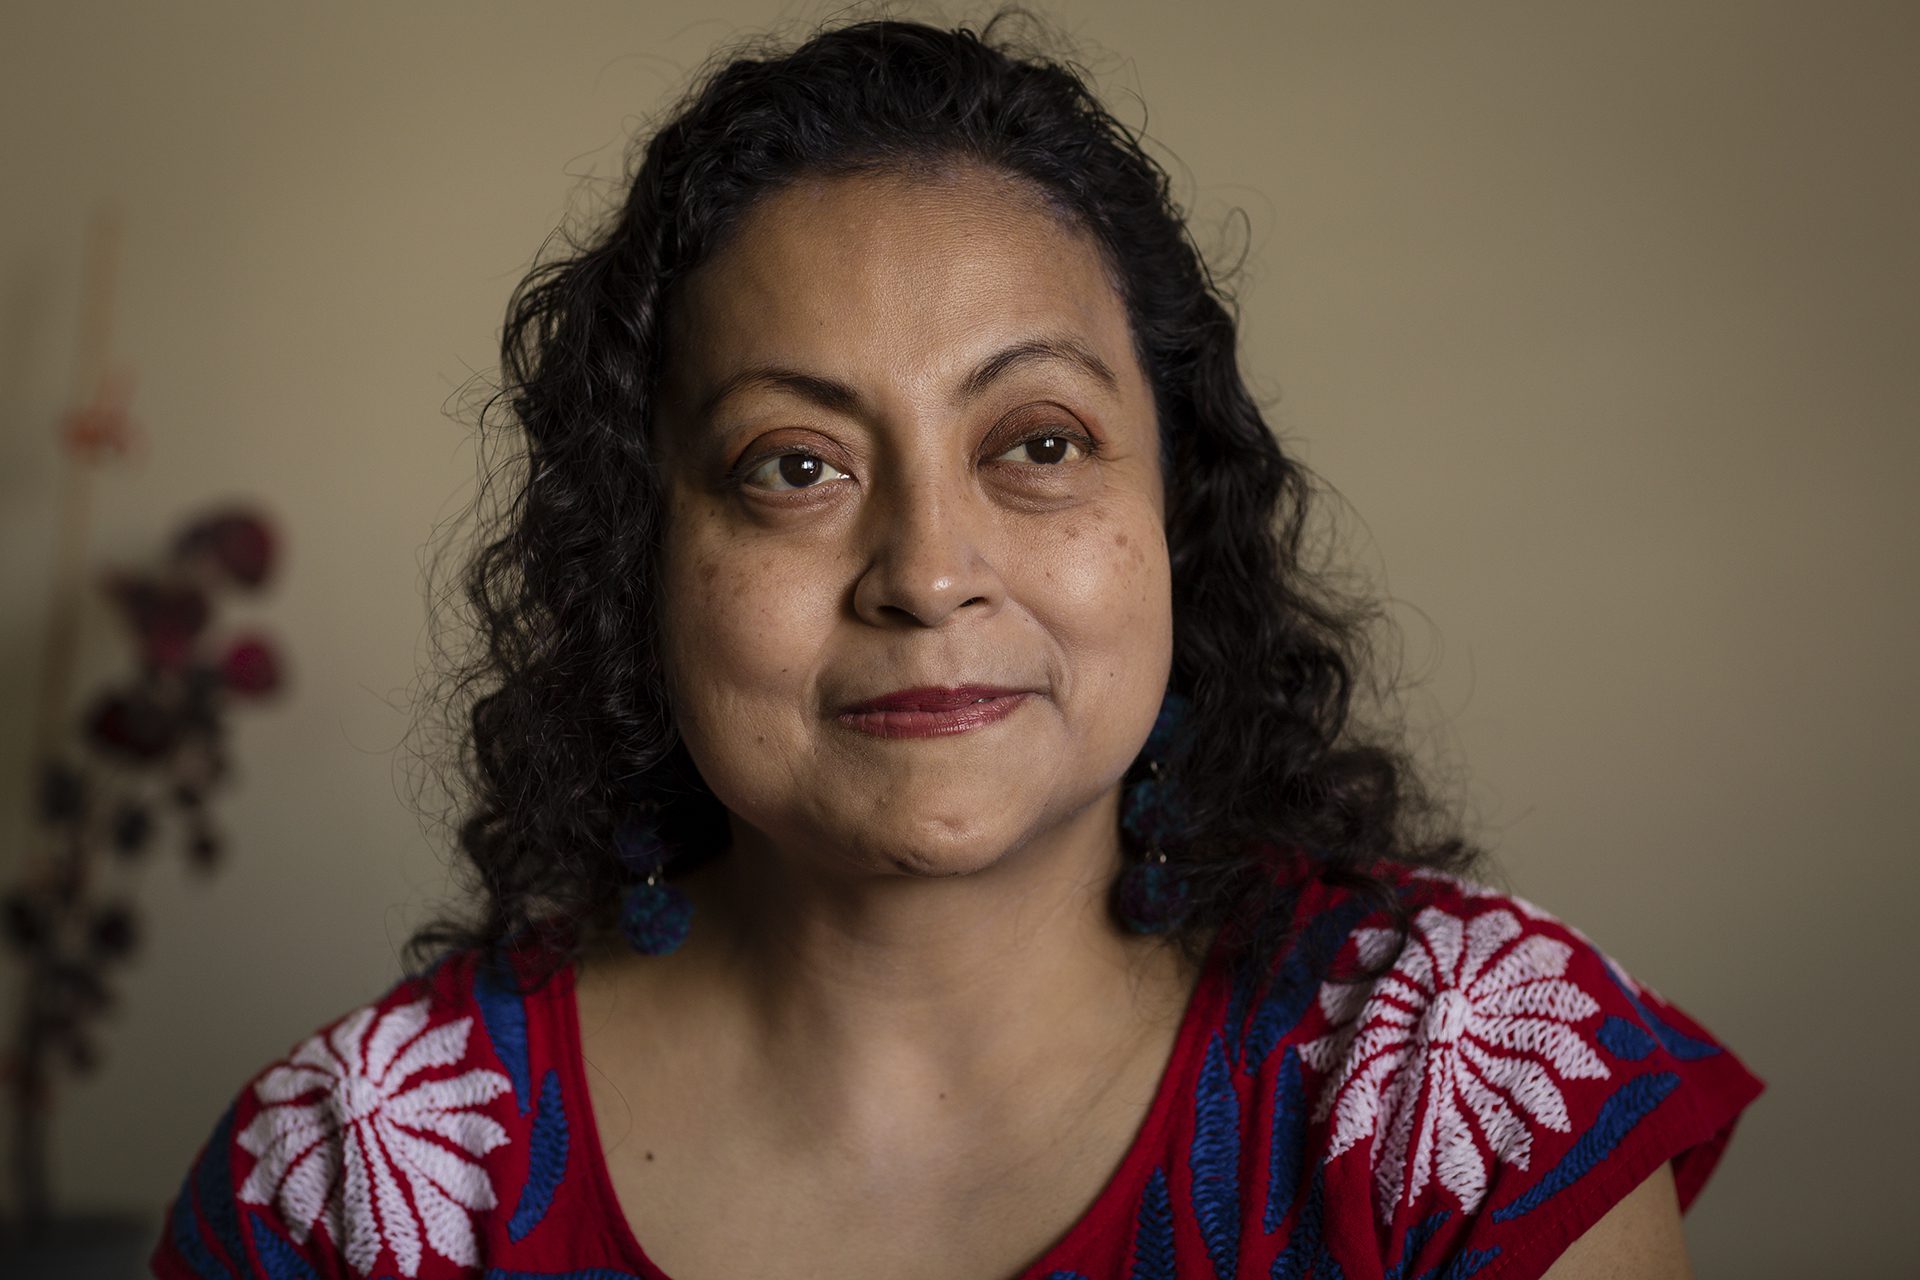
[248,1215,322,1280]
[1190,1032,1241,1280]
[163,1102,247,1278]
[1271,1165,1344,1280]
[1383,1210,1450,1280]
[1130,1166,1175,1280]
[1597,1015,1657,1061]
[192,1103,250,1273]
[1638,1000,1722,1060]
[1241,899,1372,1074]
[474,956,533,1113]
[508,1069,571,1241]
[1601,965,1721,1061]
[1380,1206,1502,1280]
[166,1175,232,1280]
[1265,1046,1306,1233]
[1492,1072,1680,1222]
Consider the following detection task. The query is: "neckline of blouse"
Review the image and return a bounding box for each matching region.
[553,929,1232,1278]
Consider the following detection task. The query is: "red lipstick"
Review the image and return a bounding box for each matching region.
[836,685,1034,739]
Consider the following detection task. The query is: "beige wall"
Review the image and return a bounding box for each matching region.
[3,1,1913,1271]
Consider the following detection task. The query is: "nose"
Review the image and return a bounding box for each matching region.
[851,478,1006,628]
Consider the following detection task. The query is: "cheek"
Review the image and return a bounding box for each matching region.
[1023,507,1173,692]
[657,529,827,737]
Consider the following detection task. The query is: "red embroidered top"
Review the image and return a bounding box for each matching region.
[152,861,1764,1279]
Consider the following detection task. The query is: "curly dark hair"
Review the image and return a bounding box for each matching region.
[409,7,1485,990]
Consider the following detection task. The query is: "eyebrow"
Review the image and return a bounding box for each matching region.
[692,333,1120,425]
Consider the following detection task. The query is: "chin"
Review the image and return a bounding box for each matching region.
[850,812,1024,880]
[881,847,1001,880]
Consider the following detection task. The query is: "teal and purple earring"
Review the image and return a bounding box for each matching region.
[1115,691,1195,934]
[615,804,692,955]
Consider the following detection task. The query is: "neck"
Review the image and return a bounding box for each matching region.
[651,787,1202,1125]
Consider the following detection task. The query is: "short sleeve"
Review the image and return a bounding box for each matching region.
[152,1029,363,1280]
[150,952,521,1280]
[1296,873,1765,1280]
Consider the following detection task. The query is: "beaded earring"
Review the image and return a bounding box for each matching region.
[614,802,692,955]
[1115,691,1196,934]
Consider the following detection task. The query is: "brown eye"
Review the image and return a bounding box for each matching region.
[992,432,1090,466]
[741,452,849,492]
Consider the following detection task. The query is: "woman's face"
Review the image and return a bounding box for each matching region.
[652,166,1172,885]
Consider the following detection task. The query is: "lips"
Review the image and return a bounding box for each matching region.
[835,684,1036,739]
[838,684,1030,714]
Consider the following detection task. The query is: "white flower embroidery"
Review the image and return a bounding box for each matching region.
[1407,867,1647,999]
[1299,905,1611,1222]
[236,998,514,1277]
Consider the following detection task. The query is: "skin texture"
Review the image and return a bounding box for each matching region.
[572,164,1695,1277]
[576,166,1202,1278]
[1540,1161,1694,1279]
[651,164,1172,898]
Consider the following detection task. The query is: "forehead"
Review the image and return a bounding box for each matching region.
[659,167,1139,412]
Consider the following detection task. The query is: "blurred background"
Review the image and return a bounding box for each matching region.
[2,0,1913,1273]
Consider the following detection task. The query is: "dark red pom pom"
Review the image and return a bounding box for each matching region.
[175,509,276,589]
[219,635,283,696]
[1115,859,1193,935]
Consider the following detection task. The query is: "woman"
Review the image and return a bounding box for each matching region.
[154,13,1762,1280]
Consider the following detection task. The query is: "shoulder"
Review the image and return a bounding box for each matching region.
[1253,861,1764,1279]
[151,944,582,1280]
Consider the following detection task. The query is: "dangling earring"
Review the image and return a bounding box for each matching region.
[1115,692,1195,934]
[615,802,692,955]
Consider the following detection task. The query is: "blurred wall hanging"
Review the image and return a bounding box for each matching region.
[1,208,291,1269]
